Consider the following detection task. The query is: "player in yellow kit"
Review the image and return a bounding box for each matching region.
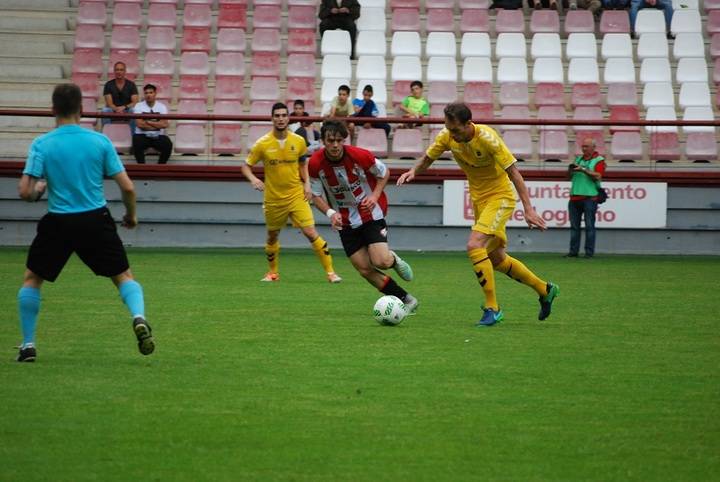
[241,102,341,283]
[397,102,559,326]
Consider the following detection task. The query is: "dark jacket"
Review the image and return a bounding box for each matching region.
[319,0,361,21]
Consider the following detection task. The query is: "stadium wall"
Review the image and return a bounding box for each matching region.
[1,177,718,255]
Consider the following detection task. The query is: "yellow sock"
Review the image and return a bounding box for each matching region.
[311,236,335,274]
[494,256,547,296]
[265,241,279,273]
[469,247,498,310]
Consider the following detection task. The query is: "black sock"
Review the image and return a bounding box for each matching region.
[380,276,407,300]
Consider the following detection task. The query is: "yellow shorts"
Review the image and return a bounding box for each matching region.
[264,197,316,232]
[471,196,516,253]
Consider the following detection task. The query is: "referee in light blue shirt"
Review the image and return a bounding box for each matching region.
[16,83,154,362]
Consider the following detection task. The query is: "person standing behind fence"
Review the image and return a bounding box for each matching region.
[16,83,154,362]
[101,61,138,134]
[566,138,606,259]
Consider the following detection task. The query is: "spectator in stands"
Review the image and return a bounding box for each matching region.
[569,0,602,18]
[327,84,355,138]
[602,0,629,8]
[566,138,606,258]
[288,99,306,133]
[352,84,391,138]
[532,0,560,9]
[132,84,172,165]
[398,81,429,129]
[490,0,523,8]
[102,61,139,134]
[318,0,361,59]
[630,0,674,38]
[295,112,322,154]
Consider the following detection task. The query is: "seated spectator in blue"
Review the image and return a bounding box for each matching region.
[295,112,322,154]
[630,0,674,38]
[132,84,172,164]
[102,61,138,134]
[351,84,391,138]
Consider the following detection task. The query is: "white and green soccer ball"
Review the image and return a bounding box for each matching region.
[373,295,406,326]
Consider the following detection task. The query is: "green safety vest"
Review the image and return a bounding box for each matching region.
[570,155,604,197]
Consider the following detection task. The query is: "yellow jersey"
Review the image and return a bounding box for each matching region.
[427,123,517,201]
[247,130,308,204]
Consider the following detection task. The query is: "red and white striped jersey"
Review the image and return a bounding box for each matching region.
[308,145,388,229]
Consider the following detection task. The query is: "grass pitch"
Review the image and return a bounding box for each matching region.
[1,248,718,482]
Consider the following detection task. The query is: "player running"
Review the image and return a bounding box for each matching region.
[241,102,341,283]
[309,120,418,313]
[397,102,559,327]
[15,83,153,362]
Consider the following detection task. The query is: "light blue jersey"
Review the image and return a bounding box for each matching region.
[23,124,124,214]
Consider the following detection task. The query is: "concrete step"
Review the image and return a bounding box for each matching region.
[0,14,69,31]
[0,34,65,56]
[1,0,71,10]
[0,62,64,80]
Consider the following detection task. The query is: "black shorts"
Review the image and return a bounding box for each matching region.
[339,219,389,257]
[26,207,129,282]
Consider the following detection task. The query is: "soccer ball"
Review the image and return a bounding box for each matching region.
[373,295,407,326]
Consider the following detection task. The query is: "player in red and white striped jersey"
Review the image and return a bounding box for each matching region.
[309,120,418,314]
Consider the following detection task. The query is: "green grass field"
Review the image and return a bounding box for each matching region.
[1,247,718,482]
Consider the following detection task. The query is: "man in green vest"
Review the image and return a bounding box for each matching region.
[566,138,606,258]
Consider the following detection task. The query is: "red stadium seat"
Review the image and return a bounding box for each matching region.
[250,76,280,101]
[217,28,247,53]
[287,29,317,54]
[426,9,454,32]
[177,99,208,123]
[468,103,493,122]
[392,129,425,158]
[600,10,630,34]
[253,5,282,29]
[147,3,177,27]
[495,9,525,34]
[146,26,176,52]
[391,80,413,104]
[216,52,245,77]
[463,82,492,106]
[183,4,212,28]
[499,82,529,107]
[534,83,565,108]
[503,130,533,160]
[571,83,601,107]
[392,8,421,32]
[215,76,245,101]
[427,0,455,7]
[181,27,211,52]
[217,4,247,29]
[611,132,642,161]
[112,3,142,26]
[530,10,560,33]
[179,51,210,76]
[539,131,569,161]
[103,123,133,154]
[251,29,281,53]
[74,24,105,51]
[286,77,316,103]
[111,26,140,51]
[72,73,101,99]
[174,125,207,154]
[77,2,107,26]
[391,0,420,9]
[609,106,640,133]
[708,10,720,34]
[356,129,389,158]
[563,10,595,34]
[685,133,718,161]
[429,81,459,105]
[178,76,208,100]
[247,125,269,150]
[286,53,317,78]
[459,0,490,8]
[212,100,244,155]
[573,107,605,155]
[648,132,680,161]
[606,83,637,107]
[460,9,490,33]
[251,52,281,78]
[288,5,317,30]
[144,50,175,76]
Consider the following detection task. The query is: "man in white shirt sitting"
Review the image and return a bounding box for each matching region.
[132,84,173,164]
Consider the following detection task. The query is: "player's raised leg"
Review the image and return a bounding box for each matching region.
[113,270,154,355]
[360,244,417,313]
[490,248,559,320]
[16,270,43,362]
